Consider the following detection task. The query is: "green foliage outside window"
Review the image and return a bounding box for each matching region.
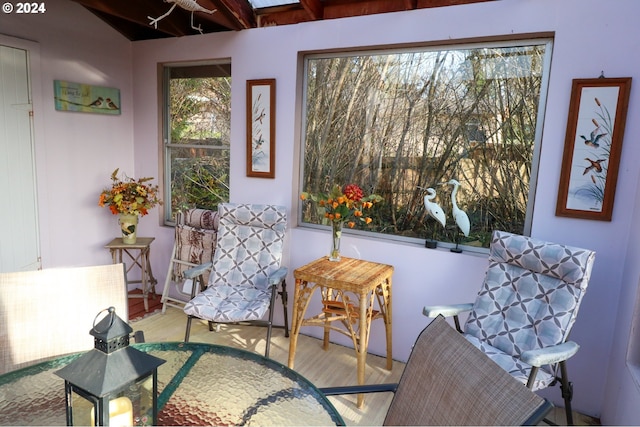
[301,40,551,249]
[164,66,231,222]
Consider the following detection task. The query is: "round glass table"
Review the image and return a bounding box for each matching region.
[0,342,344,426]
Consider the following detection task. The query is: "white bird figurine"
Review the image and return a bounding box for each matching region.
[423,188,446,228]
[446,179,470,237]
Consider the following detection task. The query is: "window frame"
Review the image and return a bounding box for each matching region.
[298,37,554,253]
[161,60,232,225]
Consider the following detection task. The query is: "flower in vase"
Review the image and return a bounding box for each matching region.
[300,183,381,228]
[98,168,162,216]
[301,184,381,260]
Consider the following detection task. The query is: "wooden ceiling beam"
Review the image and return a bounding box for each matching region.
[417,0,494,6]
[258,0,412,26]
[71,0,497,40]
[258,0,494,27]
[299,0,324,20]
[72,0,192,37]
[214,0,257,29]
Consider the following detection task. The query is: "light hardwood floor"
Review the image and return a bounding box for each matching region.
[131,306,599,426]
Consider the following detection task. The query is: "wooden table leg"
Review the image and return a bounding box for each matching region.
[141,248,149,312]
[356,290,369,408]
[382,278,393,370]
[288,278,303,369]
[145,246,158,296]
[322,287,332,351]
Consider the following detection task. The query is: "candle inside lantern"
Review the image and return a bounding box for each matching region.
[107,397,134,427]
[89,396,133,427]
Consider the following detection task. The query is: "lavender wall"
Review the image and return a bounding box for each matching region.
[2,0,640,422]
[0,0,134,268]
[131,1,640,419]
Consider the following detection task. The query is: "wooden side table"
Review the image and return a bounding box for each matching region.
[288,256,393,408]
[105,237,158,312]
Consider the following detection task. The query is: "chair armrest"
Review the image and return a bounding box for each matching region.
[422,303,473,318]
[183,262,213,280]
[319,383,398,396]
[521,341,580,367]
[268,267,288,286]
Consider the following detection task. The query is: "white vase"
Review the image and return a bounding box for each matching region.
[119,213,138,244]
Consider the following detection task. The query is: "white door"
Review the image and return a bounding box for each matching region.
[0,44,40,272]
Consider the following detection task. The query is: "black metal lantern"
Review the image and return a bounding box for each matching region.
[56,307,165,426]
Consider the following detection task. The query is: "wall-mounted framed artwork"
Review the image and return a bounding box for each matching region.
[556,77,632,221]
[246,79,276,178]
[53,80,121,115]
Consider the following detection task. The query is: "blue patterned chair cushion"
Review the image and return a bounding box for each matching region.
[463,230,595,390]
[183,204,286,323]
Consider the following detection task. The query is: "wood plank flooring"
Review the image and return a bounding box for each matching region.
[131,307,599,426]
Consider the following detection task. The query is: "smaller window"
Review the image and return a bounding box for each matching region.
[162,62,231,223]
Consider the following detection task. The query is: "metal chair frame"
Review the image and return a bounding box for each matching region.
[182,204,290,358]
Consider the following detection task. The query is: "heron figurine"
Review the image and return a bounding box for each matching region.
[445,179,470,252]
[422,187,446,227]
[418,186,446,248]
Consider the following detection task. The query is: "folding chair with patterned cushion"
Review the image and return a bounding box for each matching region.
[320,315,553,425]
[183,203,289,357]
[161,208,219,312]
[423,230,595,425]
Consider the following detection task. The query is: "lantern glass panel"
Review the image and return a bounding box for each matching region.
[69,390,96,426]
[68,374,154,426]
[128,374,154,426]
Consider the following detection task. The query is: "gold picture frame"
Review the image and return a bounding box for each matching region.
[246,79,276,178]
[556,77,632,221]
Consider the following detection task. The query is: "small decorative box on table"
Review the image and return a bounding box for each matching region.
[288,256,393,408]
[105,237,158,312]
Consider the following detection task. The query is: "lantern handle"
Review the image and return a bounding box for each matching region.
[92,306,116,334]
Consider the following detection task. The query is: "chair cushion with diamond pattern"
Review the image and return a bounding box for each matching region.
[462,230,595,390]
[183,203,287,323]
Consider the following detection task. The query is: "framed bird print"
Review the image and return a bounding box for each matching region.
[53,80,121,115]
[556,77,631,221]
[246,79,276,178]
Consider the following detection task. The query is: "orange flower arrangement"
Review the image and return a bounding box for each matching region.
[300,183,381,228]
[98,168,161,216]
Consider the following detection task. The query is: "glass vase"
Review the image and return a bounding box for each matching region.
[119,213,138,244]
[329,221,342,262]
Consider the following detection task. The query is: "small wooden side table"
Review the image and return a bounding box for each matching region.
[105,237,158,312]
[288,256,393,408]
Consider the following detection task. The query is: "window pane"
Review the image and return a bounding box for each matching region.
[169,146,229,214]
[301,41,550,249]
[164,64,231,222]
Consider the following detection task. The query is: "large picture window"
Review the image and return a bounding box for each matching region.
[163,62,231,223]
[300,39,552,249]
